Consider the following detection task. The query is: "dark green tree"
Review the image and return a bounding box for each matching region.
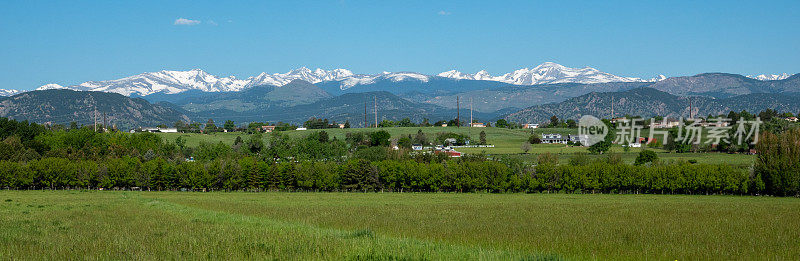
[549,116,560,128]
[370,130,391,147]
[224,120,236,131]
[204,119,217,133]
[495,119,508,128]
[634,150,658,165]
[247,133,264,154]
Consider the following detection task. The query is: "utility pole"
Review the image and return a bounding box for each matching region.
[456,96,460,127]
[470,97,473,127]
[688,97,693,119]
[610,95,614,120]
[374,96,377,128]
[364,100,367,128]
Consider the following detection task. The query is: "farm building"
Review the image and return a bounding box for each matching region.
[523,124,539,129]
[470,122,486,127]
[260,126,276,132]
[650,119,681,129]
[541,134,567,144]
[433,147,462,157]
[136,127,178,133]
[568,134,589,145]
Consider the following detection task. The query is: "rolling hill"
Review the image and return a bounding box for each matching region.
[505,87,800,124]
[0,90,190,129]
[649,73,800,98]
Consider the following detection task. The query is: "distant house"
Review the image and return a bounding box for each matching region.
[139,127,177,133]
[470,122,486,127]
[700,120,730,127]
[650,119,680,128]
[434,147,462,157]
[444,138,457,145]
[412,144,423,151]
[541,134,567,144]
[786,117,798,122]
[568,134,588,145]
[523,124,539,129]
[441,123,448,127]
[338,123,346,129]
[296,127,307,131]
[260,125,276,132]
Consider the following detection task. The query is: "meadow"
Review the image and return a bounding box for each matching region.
[2,191,798,260]
[156,127,755,166]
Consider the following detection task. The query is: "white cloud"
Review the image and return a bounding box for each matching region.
[174,18,201,26]
[437,10,451,16]
[207,20,218,26]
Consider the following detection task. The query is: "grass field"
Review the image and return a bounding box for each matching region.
[155,127,755,166]
[1,191,798,260]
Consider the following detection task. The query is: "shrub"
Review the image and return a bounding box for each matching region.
[635,150,658,165]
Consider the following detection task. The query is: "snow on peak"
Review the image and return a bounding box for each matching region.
[35,63,662,97]
[246,67,356,87]
[0,89,24,97]
[650,75,668,82]
[438,62,649,85]
[747,73,790,81]
[35,67,360,96]
[36,83,66,90]
[337,72,430,89]
[437,69,492,81]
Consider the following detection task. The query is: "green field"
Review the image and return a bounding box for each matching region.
[2,191,798,260]
[156,127,755,166]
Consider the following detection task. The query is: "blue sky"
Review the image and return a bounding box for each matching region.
[1,0,798,90]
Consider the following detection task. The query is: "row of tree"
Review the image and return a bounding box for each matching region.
[0,157,757,194]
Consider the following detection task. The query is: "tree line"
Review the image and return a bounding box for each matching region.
[0,157,756,194]
[1,117,799,196]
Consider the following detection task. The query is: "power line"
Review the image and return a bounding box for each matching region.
[364,99,367,128]
[456,96,460,127]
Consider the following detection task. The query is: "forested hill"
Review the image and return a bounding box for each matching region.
[188,91,507,125]
[649,72,800,98]
[0,89,190,129]
[505,87,800,124]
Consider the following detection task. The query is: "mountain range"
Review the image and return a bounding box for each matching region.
[438,62,650,85]
[0,89,22,97]
[0,90,190,129]
[1,62,798,129]
[648,73,800,98]
[505,87,800,124]
[24,62,657,97]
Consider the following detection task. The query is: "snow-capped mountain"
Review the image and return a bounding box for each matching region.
[36,69,250,96]
[38,68,365,96]
[438,62,650,85]
[40,63,795,97]
[0,89,24,97]
[650,75,668,82]
[337,71,430,89]
[245,67,355,87]
[747,73,790,81]
[38,67,433,96]
[36,84,67,90]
